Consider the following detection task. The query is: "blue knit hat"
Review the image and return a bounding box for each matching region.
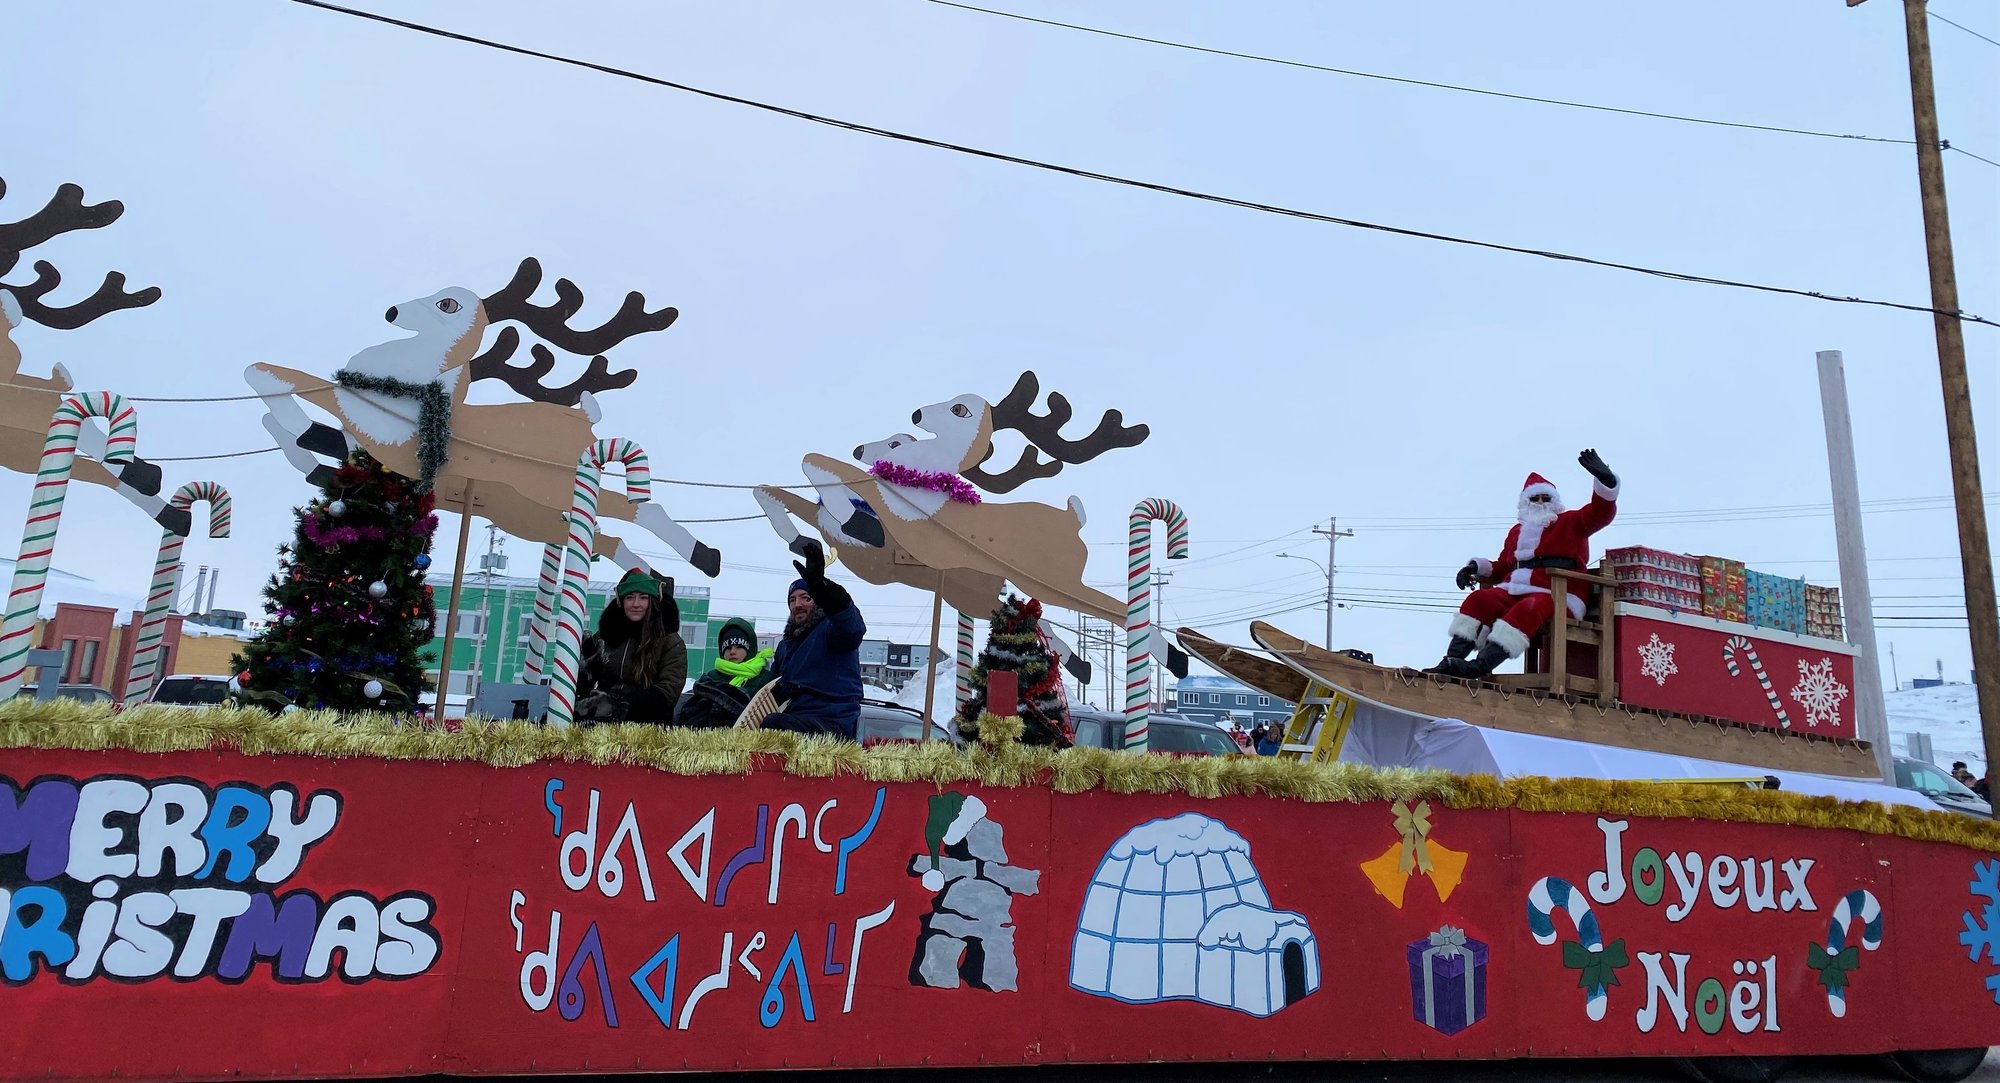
[788,579,810,598]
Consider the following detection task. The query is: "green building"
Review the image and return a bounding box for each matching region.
[419,572,727,697]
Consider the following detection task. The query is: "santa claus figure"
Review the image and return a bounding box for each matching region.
[1430,449,1619,680]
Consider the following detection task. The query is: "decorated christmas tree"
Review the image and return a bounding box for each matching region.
[233,450,440,713]
[956,594,1073,748]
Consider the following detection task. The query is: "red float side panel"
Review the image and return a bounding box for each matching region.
[1614,606,1858,740]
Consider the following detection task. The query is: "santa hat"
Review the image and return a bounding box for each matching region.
[1520,472,1560,502]
[919,792,988,890]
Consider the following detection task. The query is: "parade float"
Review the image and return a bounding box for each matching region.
[1,177,1996,1083]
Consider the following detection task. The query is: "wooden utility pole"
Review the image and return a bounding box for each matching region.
[1852,0,2000,773]
[435,481,477,709]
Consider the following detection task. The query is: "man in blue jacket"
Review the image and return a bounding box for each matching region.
[762,539,867,738]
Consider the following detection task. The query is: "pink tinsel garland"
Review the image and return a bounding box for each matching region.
[301,511,440,547]
[869,460,981,504]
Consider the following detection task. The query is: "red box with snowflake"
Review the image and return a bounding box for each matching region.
[1613,604,1857,739]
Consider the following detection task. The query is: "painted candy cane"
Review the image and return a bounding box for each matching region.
[1813,889,1883,1018]
[1527,875,1615,1021]
[1124,498,1190,750]
[0,392,139,697]
[546,439,651,728]
[955,611,975,712]
[1724,635,1793,729]
[122,481,231,705]
[520,541,564,682]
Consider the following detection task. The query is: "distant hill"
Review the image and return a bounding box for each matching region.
[1887,683,1985,774]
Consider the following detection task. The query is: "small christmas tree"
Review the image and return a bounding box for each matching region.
[233,450,440,713]
[956,594,1073,748]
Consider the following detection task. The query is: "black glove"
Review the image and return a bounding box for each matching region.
[792,538,852,614]
[1455,560,1480,590]
[1579,448,1617,489]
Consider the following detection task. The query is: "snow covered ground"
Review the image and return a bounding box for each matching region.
[1887,683,1986,774]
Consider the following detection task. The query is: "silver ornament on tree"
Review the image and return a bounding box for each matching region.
[363,679,384,698]
[368,580,389,599]
[328,500,347,517]
[412,618,431,632]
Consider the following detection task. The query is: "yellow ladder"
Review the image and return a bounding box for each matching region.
[1277,680,1356,764]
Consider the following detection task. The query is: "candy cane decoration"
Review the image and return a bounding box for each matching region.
[520,541,564,682]
[1125,498,1190,750]
[1816,889,1883,1018]
[955,611,975,711]
[0,392,139,697]
[1724,635,1792,729]
[122,482,231,705]
[545,439,651,728]
[1527,875,1613,1021]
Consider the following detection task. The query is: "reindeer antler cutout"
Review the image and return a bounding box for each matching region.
[0,178,161,328]
[964,371,1150,493]
[467,258,676,405]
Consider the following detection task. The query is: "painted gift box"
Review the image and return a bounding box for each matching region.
[1407,925,1488,1035]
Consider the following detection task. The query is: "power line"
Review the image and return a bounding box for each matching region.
[1931,10,2000,48]
[925,0,1974,157]
[280,0,1996,329]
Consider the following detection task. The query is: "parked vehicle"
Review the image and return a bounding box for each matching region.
[856,698,964,747]
[148,674,234,708]
[1069,707,1242,757]
[1893,755,1992,818]
[14,684,114,704]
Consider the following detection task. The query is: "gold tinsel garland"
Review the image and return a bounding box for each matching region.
[3,700,1995,853]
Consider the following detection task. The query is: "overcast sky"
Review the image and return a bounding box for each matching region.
[3,0,1993,703]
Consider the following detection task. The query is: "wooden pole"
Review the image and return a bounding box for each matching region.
[920,590,944,739]
[435,481,476,712]
[1895,0,2000,778]
[1816,351,1894,779]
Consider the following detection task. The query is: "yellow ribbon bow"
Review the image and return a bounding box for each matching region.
[1361,799,1469,909]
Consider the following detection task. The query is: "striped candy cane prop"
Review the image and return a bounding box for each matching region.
[122,481,231,704]
[1124,498,1190,750]
[0,392,139,697]
[1723,635,1793,729]
[545,439,651,728]
[520,541,564,682]
[1810,889,1883,1018]
[1527,875,1625,1021]
[955,611,976,711]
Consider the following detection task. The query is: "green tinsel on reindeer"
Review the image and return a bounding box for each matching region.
[956,594,1073,748]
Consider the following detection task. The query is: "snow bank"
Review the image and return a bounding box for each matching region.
[1887,683,1986,772]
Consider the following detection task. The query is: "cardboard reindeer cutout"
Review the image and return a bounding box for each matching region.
[758,372,1180,687]
[245,258,721,578]
[0,178,188,537]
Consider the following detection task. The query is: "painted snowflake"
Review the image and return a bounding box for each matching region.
[1788,657,1850,729]
[1635,633,1678,686]
[1959,859,2000,1004]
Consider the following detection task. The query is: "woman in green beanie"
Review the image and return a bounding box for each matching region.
[675,617,775,728]
[575,568,688,725]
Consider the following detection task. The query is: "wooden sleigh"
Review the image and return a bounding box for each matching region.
[1175,609,1882,780]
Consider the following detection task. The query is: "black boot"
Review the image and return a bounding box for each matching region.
[1424,636,1478,675]
[1458,641,1512,680]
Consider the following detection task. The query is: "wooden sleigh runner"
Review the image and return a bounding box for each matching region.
[1175,616,1882,780]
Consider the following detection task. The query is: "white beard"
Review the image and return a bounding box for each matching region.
[1517,493,1564,529]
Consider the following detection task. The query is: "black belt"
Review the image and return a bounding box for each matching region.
[1517,556,1580,571]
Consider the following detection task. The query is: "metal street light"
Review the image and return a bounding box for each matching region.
[1277,552,1334,650]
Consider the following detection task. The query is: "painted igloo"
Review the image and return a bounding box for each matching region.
[1069,813,1319,1017]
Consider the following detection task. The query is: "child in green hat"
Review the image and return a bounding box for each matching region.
[675,617,775,728]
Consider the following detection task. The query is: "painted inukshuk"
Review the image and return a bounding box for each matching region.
[520,540,564,681]
[0,391,139,696]
[122,481,230,704]
[1124,498,1190,750]
[545,438,651,728]
[955,612,976,711]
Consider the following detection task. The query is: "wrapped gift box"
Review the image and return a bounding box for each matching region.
[1698,556,1748,623]
[1805,583,1844,640]
[1407,926,1488,1035]
[1746,570,1807,634]
[1608,547,1702,614]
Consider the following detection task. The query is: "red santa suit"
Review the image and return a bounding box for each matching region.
[1451,471,1618,659]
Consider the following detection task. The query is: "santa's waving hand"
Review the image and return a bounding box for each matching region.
[1430,450,1619,680]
